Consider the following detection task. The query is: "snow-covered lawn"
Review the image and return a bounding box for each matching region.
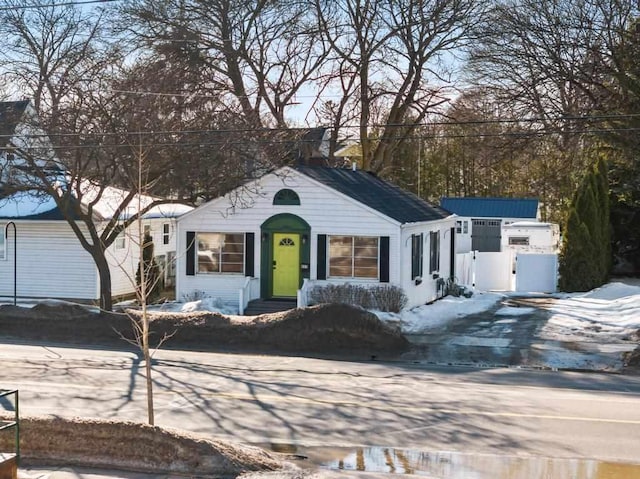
[376,281,640,341]
[539,282,640,343]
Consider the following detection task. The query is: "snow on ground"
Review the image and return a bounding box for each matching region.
[376,292,505,334]
[376,280,640,340]
[495,306,537,316]
[539,282,640,342]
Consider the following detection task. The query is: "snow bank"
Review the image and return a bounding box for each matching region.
[532,281,640,345]
[377,292,504,334]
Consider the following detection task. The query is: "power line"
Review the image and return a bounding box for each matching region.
[2,126,639,151]
[0,0,120,11]
[1,113,640,141]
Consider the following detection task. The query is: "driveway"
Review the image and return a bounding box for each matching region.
[403,295,639,372]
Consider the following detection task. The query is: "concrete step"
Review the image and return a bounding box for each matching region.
[244,299,296,316]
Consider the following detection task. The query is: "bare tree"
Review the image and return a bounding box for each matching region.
[121,0,330,129]
[119,146,174,426]
[0,0,118,128]
[313,0,482,174]
[467,0,640,264]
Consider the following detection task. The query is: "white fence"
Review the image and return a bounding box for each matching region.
[515,254,558,293]
[456,251,557,293]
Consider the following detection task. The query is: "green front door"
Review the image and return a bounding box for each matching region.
[272,233,300,297]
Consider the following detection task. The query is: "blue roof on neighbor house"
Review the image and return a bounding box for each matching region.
[440,197,538,219]
[297,166,450,223]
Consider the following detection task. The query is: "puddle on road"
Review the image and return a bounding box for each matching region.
[264,444,640,478]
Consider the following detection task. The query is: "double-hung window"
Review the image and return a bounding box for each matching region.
[411,233,423,279]
[328,235,379,279]
[162,223,170,245]
[115,232,126,250]
[197,233,244,274]
[429,231,440,273]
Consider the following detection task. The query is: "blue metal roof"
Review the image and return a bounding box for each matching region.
[440,197,538,219]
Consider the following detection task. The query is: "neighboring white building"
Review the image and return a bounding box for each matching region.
[440,197,541,253]
[0,100,192,303]
[176,166,457,313]
[441,197,560,293]
[0,187,191,302]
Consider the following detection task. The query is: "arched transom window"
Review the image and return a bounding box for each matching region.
[273,188,300,205]
[279,237,296,246]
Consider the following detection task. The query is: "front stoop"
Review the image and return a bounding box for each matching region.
[0,453,17,479]
[244,299,297,316]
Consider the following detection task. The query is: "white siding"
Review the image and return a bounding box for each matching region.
[177,169,400,301]
[502,222,560,253]
[0,221,98,300]
[105,217,182,297]
[400,218,456,309]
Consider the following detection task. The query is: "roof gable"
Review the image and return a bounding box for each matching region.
[296,166,449,223]
[0,100,30,146]
[440,197,539,219]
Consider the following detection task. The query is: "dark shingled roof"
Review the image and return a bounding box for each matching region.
[296,166,449,223]
[440,197,539,219]
[0,100,30,145]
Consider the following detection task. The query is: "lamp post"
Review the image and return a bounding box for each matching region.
[4,221,16,305]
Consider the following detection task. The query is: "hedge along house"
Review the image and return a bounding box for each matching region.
[176,166,456,314]
[0,100,192,303]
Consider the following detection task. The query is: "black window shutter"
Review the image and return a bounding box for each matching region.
[317,234,327,280]
[245,232,255,276]
[186,231,196,276]
[380,236,390,283]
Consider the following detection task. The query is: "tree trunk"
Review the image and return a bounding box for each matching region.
[142,306,154,425]
[94,249,113,311]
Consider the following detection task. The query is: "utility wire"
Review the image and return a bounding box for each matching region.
[0,0,120,11]
[1,113,640,141]
[2,126,639,151]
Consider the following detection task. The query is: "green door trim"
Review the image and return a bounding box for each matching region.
[260,213,311,299]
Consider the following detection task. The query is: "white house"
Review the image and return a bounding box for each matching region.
[0,187,191,303]
[176,166,456,313]
[0,100,192,303]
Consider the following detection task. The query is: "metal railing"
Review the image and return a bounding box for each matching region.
[0,389,19,462]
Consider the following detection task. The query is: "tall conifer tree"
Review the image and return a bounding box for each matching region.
[559,159,611,291]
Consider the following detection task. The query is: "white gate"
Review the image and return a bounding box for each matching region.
[456,251,513,291]
[456,251,557,292]
[515,254,558,293]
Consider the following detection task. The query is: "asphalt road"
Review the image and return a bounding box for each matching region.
[2,341,640,467]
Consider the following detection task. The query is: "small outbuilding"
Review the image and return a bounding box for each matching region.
[441,196,540,253]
